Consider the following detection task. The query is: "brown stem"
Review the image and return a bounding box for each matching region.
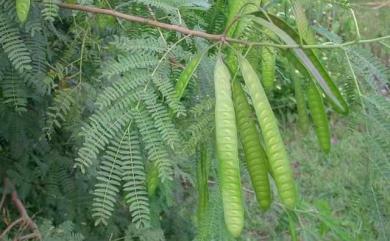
[57,3,390,49]
[360,1,390,9]
[58,3,224,41]
[15,232,41,241]
[11,192,39,233]
[57,3,267,47]
[0,218,22,239]
[0,178,41,240]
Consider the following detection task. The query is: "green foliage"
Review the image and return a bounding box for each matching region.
[142,89,181,149]
[135,107,173,181]
[183,97,215,155]
[283,104,390,240]
[44,89,77,139]
[195,186,235,241]
[1,70,28,112]
[124,224,165,241]
[0,13,32,73]
[40,220,85,241]
[347,47,389,93]
[102,54,159,78]
[92,129,150,228]
[0,0,388,240]
[41,0,60,22]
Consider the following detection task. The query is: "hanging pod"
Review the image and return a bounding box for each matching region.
[251,13,349,114]
[214,56,244,237]
[196,144,210,225]
[238,54,297,209]
[232,80,272,210]
[175,52,204,100]
[291,68,310,134]
[306,82,331,153]
[261,46,276,93]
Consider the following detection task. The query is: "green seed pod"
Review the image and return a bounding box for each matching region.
[306,82,331,153]
[291,68,309,134]
[261,46,276,93]
[238,55,297,209]
[175,52,203,100]
[214,56,244,237]
[232,80,271,210]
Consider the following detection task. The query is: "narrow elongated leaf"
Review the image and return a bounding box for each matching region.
[251,13,349,114]
[292,1,316,45]
[290,67,309,134]
[175,52,204,100]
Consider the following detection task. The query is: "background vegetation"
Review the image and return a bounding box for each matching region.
[0,0,389,240]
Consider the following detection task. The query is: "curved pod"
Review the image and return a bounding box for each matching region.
[232,80,271,210]
[261,46,276,93]
[252,14,349,114]
[306,83,331,153]
[292,70,309,133]
[175,52,203,100]
[214,56,244,237]
[238,55,297,208]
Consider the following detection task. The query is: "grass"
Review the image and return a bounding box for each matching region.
[239,104,389,240]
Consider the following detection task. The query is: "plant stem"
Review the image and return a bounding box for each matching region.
[58,3,390,49]
[350,9,361,40]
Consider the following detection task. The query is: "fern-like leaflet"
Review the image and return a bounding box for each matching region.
[109,36,167,54]
[43,89,76,140]
[92,129,123,225]
[0,13,32,73]
[41,0,59,22]
[39,220,85,241]
[135,107,173,182]
[122,130,151,228]
[102,53,159,79]
[75,108,132,172]
[95,70,151,110]
[141,89,181,149]
[153,64,186,116]
[1,70,28,112]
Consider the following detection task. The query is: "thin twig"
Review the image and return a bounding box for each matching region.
[151,35,190,76]
[343,49,364,107]
[352,1,390,9]
[59,3,223,41]
[0,218,22,239]
[207,180,255,194]
[350,9,361,40]
[58,3,390,49]
[0,194,5,210]
[0,180,8,210]
[146,6,167,45]
[0,178,42,240]
[379,41,390,49]
[16,232,41,241]
[11,192,39,233]
[77,27,89,88]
